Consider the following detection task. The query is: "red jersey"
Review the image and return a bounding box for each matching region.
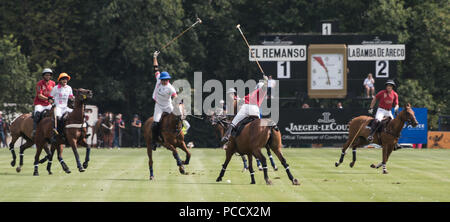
[244,88,267,107]
[375,89,398,110]
[33,80,56,106]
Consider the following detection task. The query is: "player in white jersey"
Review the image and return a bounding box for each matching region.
[49,73,74,137]
[151,51,178,150]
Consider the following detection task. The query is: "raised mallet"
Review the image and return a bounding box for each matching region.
[160,17,202,51]
[236,24,265,75]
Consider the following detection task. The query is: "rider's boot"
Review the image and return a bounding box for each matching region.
[367,119,380,143]
[50,117,60,144]
[31,111,40,138]
[221,124,235,145]
[151,121,160,151]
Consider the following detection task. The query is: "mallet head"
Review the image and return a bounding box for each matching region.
[236,24,241,29]
[196,17,202,24]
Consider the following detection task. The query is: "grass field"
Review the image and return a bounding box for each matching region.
[0,147,449,202]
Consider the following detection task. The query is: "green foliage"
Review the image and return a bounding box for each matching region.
[0,35,35,114]
[0,0,447,127]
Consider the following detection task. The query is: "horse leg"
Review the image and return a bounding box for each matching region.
[335,139,351,167]
[15,138,32,172]
[266,145,278,171]
[247,154,255,184]
[33,145,43,176]
[216,148,234,182]
[56,144,71,174]
[78,138,91,169]
[241,155,248,172]
[349,147,357,168]
[271,148,300,185]
[178,141,191,165]
[166,144,185,174]
[46,144,56,175]
[253,149,272,185]
[382,144,394,174]
[69,138,85,172]
[9,135,19,167]
[147,144,154,180]
[256,158,263,171]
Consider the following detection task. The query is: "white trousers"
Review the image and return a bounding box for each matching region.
[55,106,73,118]
[231,104,260,126]
[34,105,52,114]
[375,107,393,121]
[153,104,174,122]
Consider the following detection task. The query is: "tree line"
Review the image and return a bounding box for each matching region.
[0,0,448,129]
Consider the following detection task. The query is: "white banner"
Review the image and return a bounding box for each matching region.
[347,45,405,61]
[249,45,306,61]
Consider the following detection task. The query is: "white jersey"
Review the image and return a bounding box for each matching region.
[363,78,374,88]
[51,84,73,108]
[152,71,177,109]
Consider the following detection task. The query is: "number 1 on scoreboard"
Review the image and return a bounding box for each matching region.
[277,61,291,78]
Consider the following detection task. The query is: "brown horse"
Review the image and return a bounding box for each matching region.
[33,88,93,176]
[143,112,191,180]
[216,118,299,185]
[8,110,52,172]
[91,112,114,148]
[335,104,418,174]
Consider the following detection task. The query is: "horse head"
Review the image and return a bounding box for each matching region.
[73,88,93,103]
[399,103,419,127]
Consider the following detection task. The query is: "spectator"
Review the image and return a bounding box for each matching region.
[131,114,142,148]
[363,73,375,98]
[337,102,343,109]
[302,103,310,109]
[113,114,125,150]
[0,111,7,148]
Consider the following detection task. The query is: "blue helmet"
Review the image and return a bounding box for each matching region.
[159,71,171,80]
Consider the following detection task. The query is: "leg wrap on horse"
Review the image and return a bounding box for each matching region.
[173,153,182,166]
[149,167,154,177]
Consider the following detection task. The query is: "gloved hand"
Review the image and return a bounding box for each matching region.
[394,107,399,116]
[153,50,160,58]
[368,108,373,114]
[263,75,268,81]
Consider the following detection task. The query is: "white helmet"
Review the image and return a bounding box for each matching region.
[226,88,236,94]
[42,68,53,75]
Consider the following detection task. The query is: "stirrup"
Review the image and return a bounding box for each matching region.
[367,135,374,142]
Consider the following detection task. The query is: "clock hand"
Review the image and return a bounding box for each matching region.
[326,71,331,85]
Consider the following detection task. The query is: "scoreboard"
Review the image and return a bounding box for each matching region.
[252,34,405,99]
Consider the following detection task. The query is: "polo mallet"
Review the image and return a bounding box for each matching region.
[236,24,265,76]
[159,17,202,51]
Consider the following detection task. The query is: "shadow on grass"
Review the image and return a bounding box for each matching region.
[103,178,253,185]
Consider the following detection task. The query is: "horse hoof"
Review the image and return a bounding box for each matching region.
[33,171,39,176]
[349,162,355,168]
[258,167,263,171]
[335,162,340,167]
[179,167,185,175]
[216,177,222,182]
[65,170,71,174]
[274,167,278,171]
[83,162,89,169]
[242,168,247,173]
[383,170,389,174]
[78,168,85,173]
[149,176,154,180]
[16,167,21,173]
[292,178,300,186]
[48,171,53,175]
[250,181,255,184]
[265,180,273,185]
[10,160,16,167]
[370,164,376,168]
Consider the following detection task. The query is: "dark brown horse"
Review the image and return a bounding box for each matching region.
[335,104,418,174]
[8,110,52,172]
[143,112,191,180]
[91,112,114,148]
[33,88,93,176]
[216,118,299,185]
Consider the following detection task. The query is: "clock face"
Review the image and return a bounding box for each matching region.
[310,53,344,90]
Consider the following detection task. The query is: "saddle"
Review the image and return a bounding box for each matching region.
[369,117,392,133]
[232,116,259,138]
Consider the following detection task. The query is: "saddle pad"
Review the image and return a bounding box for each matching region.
[233,116,259,138]
[368,117,392,133]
